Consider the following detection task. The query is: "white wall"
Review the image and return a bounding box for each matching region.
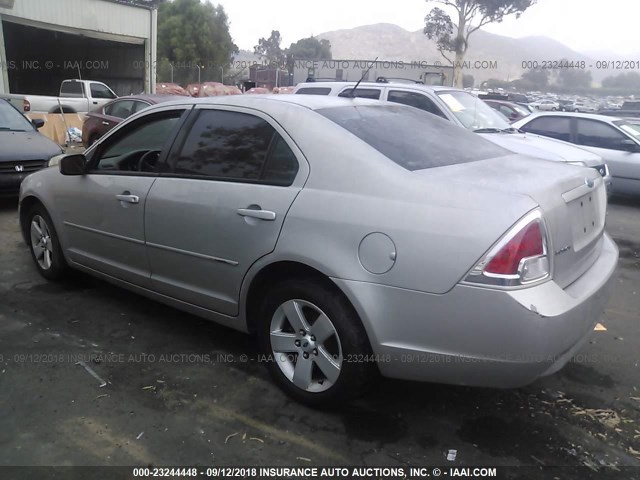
[0,0,152,41]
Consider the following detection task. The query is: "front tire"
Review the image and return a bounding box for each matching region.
[27,205,69,281]
[257,278,375,407]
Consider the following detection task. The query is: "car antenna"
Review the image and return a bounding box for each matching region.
[350,57,378,98]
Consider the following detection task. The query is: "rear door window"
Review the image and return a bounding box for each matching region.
[105,100,135,119]
[171,109,299,185]
[520,116,572,142]
[338,88,381,100]
[576,119,628,150]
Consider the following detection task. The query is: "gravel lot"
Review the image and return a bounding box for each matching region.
[0,195,639,478]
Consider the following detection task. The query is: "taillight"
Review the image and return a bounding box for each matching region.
[465,209,551,288]
[23,99,31,112]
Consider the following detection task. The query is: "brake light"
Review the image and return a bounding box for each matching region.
[465,210,551,288]
[23,99,31,112]
[485,222,543,275]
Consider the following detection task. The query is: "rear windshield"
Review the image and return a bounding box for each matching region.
[318,105,509,171]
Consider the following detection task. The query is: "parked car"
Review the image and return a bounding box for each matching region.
[0,99,62,195]
[293,81,610,186]
[0,79,117,114]
[558,99,574,111]
[567,102,598,113]
[19,95,617,406]
[514,112,640,196]
[483,100,531,122]
[531,100,560,111]
[82,95,183,147]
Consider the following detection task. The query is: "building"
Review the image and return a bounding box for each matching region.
[292,59,455,87]
[0,0,157,96]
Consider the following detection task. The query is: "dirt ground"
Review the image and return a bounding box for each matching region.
[0,196,639,479]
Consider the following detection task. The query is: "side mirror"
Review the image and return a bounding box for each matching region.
[32,119,45,130]
[59,154,87,176]
[621,139,640,152]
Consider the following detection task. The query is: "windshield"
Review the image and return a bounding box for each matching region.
[436,91,511,131]
[0,100,34,132]
[615,120,640,140]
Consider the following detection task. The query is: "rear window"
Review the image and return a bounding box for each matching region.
[60,81,84,96]
[318,105,509,171]
[295,87,332,95]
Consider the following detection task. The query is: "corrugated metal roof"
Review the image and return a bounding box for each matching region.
[0,0,153,39]
[98,0,157,10]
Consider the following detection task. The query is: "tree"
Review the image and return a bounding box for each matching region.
[515,68,549,90]
[254,30,285,65]
[602,72,640,89]
[557,67,592,89]
[462,73,475,88]
[157,0,237,70]
[287,36,332,61]
[424,0,536,87]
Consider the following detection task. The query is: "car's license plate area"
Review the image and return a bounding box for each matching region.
[568,187,605,252]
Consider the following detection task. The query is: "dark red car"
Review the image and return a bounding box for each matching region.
[483,100,531,123]
[82,95,182,147]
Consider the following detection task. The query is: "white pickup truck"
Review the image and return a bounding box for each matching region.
[0,79,117,114]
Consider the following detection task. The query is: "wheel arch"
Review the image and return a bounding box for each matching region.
[19,195,44,245]
[244,260,355,335]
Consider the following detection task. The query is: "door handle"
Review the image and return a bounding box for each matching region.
[237,208,276,221]
[116,193,140,204]
[102,121,110,126]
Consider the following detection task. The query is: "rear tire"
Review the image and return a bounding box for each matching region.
[257,278,375,408]
[26,204,69,281]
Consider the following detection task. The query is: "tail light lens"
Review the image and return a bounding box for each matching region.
[23,99,31,112]
[465,209,551,288]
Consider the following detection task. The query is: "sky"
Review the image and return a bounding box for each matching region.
[218,0,639,56]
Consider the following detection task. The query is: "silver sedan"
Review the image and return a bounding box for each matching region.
[19,95,618,406]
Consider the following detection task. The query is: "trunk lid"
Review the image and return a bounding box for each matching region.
[416,155,607,289]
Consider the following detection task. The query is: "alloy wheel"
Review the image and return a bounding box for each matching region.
[30,215,54,270]
[269,299,343,393]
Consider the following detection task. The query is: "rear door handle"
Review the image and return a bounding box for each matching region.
[116,193,140,204]
[237,208,276,221]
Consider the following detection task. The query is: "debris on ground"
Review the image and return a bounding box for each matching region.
[447,449,457,461]
[76,361,107,388]
[136,432,144,440]
[225,432,239,444]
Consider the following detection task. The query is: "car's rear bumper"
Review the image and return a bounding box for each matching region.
[332,233,618,388]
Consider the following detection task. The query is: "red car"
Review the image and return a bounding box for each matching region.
[483,100,531,123]
[82,95,182,147]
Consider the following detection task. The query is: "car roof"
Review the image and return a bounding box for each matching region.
[522,111,624,123]
[145,94,382,112]
[111,94,185,104]
[294,81,453,93]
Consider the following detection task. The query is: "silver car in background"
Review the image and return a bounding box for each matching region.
[19,95,618,406]
[514,112,640,196]
[294,82,611,187]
